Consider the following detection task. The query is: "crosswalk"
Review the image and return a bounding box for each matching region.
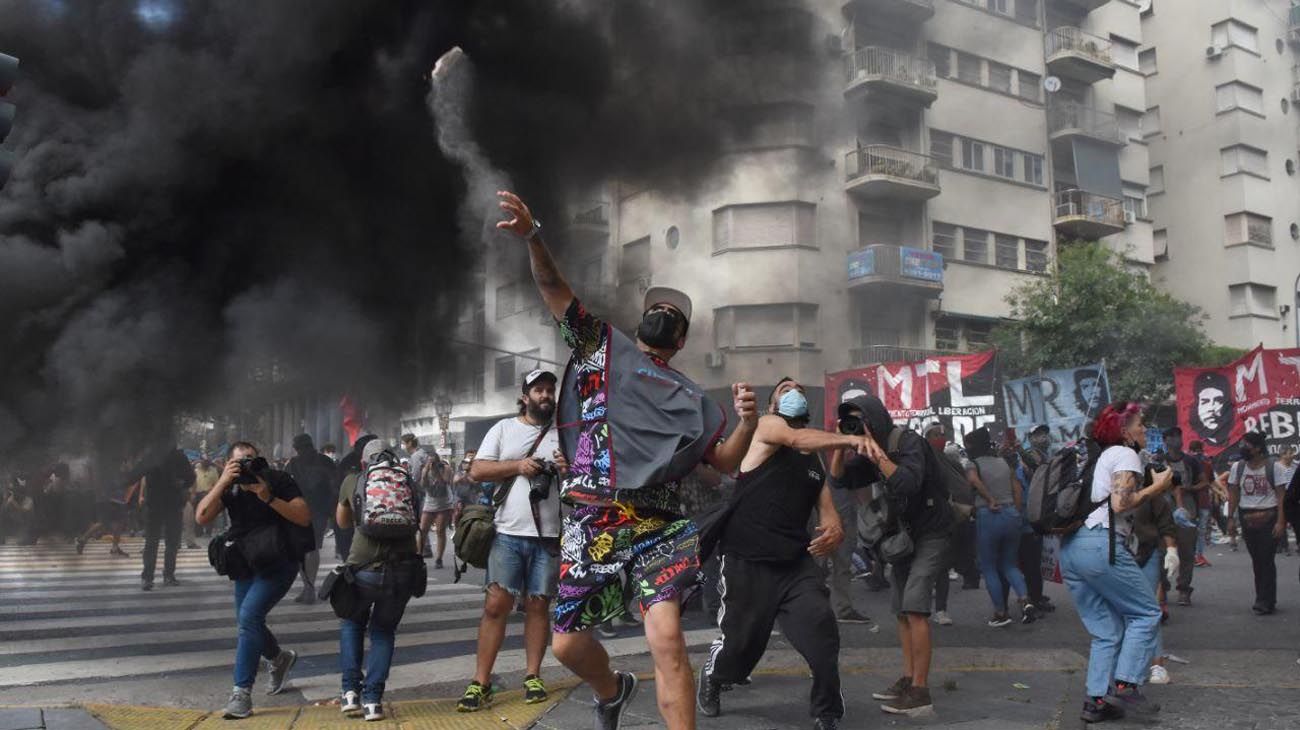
[0,538,716,702]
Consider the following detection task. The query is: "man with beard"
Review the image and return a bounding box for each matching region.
[497,191,758,730]
[697,377,862,730]
[1073,369,1105,417]
[458,369,565,712]
[1189,372,1234,447]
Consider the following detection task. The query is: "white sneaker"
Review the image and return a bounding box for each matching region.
[1148,665,1171,685]
[933,610,953,626]
[363,702,384,721]
[948,570,959,581]
[341,691,361,714]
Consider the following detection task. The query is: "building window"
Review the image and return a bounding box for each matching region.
[1122,192,1147,220]
[934,318,960,351]
[966,321,993,349]
[1025,239,1048,272]
[1109,35,1139,70]
[1211,19,1259,54]
[620,236,651,284]
[1116,107,1143,140]
[1138,48,1157,75]
[1225,211,1273,247]
[988,0,1009,14]
[1229,283,1277,318]
[1220,144,1269,178]
[928,43,951,78]
[1149,165,1165,193]
[494,355,516,391]
[957,52,981,85]
[961,139,985,172]
[963,228,989,264]
[1215,81,1264,115]
[715,303,818,349]
[988,62,1012,94]
[1153,228,1168,260]
[930,130,954,168]
[1024,154,1044,186]
[1144,106,1161,135]
[1014,0,1037,25]
[933,222,957,259]
[992,146,1016,178]
[995,234,1019,268]
[712,203,816,253]
[1018,70,1041,102]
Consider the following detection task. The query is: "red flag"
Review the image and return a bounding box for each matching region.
[340,395,364,446]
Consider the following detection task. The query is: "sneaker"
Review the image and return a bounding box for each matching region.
[1252,603,1276,615]
[1231,541,1238,552]
[597,622,619,639]
[813,716,839,730]
[988,613,1013,628]
[881,685,933,716]
[1021,602,1038,625]
[141,581,153,592]
[75,537,87,554]
[292,587,316,605]
[110,546,130,557]
[363,702,383,721]
[594,671,639,730]
[1148,665,1171,685]
[1195,555,1211,567]
[871,675,912,701]
[1081,697,1124,723]
[933,610,953,626]
[961,580,981,590]
[1035,597,1056,613]
[265,649,297,695]
[163,577,181,587]
[186,541,200,549]
[836,610,872,624]
[422,545,434,558]
[457,681,494,712]
[697,668,722,717]
[1176,591,1191,607]
[948,569,959,581]
[435,558,444,569]
[223,686,253,719]
[340,690,361,714]
[1104,683,1159,716]
[523,674,548,704]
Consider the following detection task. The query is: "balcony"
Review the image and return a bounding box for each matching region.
[1291,5,1300,45]
[1047,101,1125,147]
[1054,0,1111,11]
[841,0,934,25]
[844,146,941,201]
[850,345,954,366]
[843,47,938,107]
[1053,189,1126,240]
[846,244,944,297]
[1045,27,1116,84]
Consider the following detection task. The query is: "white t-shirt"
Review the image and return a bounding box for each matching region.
[1229,460,1282,510]
[1084,445,1143,536]
[1275,460,1297,492]
[476,417,562,538]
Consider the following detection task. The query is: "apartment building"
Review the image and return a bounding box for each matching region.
[1144,0,1300,349]
[411,0,1155,448]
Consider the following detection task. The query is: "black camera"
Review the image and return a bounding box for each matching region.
[529,459,559,502]
[838,415,866,436]
[234,456,271,485]
[1142,463,1175,488]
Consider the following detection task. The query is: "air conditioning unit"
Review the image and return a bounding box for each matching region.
[1205,45,1224,60]
[704,351,726,369]
[1123,209,1137,224]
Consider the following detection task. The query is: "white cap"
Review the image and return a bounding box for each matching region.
[643,286,693,322]
[362,439,386,462]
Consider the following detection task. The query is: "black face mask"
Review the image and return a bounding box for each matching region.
[637,309,685,349]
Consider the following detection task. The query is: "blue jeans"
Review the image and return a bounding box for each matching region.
[486,532,558,598]
[233,560,298,689]
[976,506,1028,612]
[340,569,411,703]
[1061,527,1161,697]
[1139,551,1164,663]
[1196,508,1212,557]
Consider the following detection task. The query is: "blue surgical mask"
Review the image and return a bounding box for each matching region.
[777,389,808,418]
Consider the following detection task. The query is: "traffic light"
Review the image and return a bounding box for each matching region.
[0,52,19,189]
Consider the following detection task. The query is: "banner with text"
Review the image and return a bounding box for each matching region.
[825,350,1002,446]
[1174,346,1300,459]
[1003,364,1110,450]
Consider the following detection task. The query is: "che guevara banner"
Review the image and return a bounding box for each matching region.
[1174,346,1300,458]
[1003,364,1110,450]
[824,350,1001,446]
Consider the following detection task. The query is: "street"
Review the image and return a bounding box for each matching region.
[0,536,1298,729]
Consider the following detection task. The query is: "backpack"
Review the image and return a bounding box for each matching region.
[887,429,972,523]
[1026,439,1103,536]
[351,449,419,540]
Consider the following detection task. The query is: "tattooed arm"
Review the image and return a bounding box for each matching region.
[497,191,577,320]
[1110,466,1173,514]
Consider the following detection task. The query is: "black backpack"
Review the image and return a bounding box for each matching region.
[1026,439,1103,536]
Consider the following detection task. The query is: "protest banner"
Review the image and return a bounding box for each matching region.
[1174,346,1300,459]
[1003,364,1110,450]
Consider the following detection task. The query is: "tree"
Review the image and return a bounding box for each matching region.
[991,242,1211,403]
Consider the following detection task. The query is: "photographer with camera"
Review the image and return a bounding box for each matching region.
[831,394,952,718]
[195,441,312,720]
[456,369,565,712]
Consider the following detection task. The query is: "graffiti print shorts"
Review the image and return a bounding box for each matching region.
[552,502,701,633]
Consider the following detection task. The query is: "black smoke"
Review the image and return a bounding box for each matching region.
[0,0,819,466]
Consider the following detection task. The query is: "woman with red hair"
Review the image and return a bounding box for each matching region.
[1062,401,1175,724]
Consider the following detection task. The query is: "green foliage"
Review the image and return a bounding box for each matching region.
[991,242,1211,402]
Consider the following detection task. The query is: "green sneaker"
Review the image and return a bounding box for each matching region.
[524,674,549,704]
[457,681,494,712]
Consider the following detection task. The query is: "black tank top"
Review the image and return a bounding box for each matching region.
[721,446,826,562]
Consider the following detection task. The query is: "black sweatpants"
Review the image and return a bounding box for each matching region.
[706,555,843,719]
[141,500,182,584]
[1241,508,1279,609]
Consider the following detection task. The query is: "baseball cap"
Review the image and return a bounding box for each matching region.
[1029,424,1050,437]
[361,439,386,462]
[522,369,557,393]
[643,286,693,323]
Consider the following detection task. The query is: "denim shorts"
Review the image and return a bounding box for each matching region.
[486,532,558,599]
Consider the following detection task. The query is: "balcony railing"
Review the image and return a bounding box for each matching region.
[1054,189,1125,232]
[843,46,937,93]
[1046,27,1113,65]
[1047,101,1124,145]
[845,145,940,186]
[572,202,609,227]
[847,244,944,294]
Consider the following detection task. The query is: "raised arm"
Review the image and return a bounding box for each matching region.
[704,384,759,474]
[497,191,575,320]
[755,414,870,453]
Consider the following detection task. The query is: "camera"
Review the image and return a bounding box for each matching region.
[1142,463,1176,488]
[234,456,271,485]
[838,415,866,436]
[529,458,559,502]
